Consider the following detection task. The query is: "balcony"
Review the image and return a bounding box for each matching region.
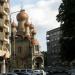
[0,44,2,51]
[0,32,9,43]
[0,5,8,15]
[4,15,10,22]
[0,50,10,58]
[6,16,10,22]
[4,34,9,43]
[4,28,9,33]
[4,39,9,45]
[0,32,4,40]
[4,40,9,45]
[4,2,9,9]
[0,19,4,27]
[0,19,9,28]
[4,24,9,28]
[0,0,5,4]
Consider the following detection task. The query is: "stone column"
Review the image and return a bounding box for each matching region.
[1,58,6,73]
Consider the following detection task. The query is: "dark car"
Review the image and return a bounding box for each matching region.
[52,71,69,75]
[16,72,32,75]
[0,72,18,75]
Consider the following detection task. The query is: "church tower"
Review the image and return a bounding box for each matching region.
[31,30,44,69]
[11,9,44,70]
[11,10,32,69]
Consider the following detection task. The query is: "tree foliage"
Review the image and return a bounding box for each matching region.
[57,0,75,62]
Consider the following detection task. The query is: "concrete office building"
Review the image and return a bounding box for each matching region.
[46,27,61,66]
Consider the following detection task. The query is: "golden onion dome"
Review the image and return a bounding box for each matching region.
[30,24,34,29]
[32,29,36,35]
[25,22,30,27]
[25,35,31,40]
[11,21,17,27]
[17,10,28,21]
[31,39,39,45]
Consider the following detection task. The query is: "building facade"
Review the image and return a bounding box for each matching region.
[11,10,44,70]
[0,0,10,73]
[46,27,61,66]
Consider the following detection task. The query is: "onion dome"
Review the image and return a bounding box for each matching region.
[25,22,30,27]
[11,21,17,27]
[17,10,28,21]
[31,39,39,45]
[32,29,36,35]
[0,0,5,4]
[30,24,34,29]
[25,35,31,40]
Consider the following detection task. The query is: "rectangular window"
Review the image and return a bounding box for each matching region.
[0,28,3,32]
[18,47,22,53]
[36,45,39,51]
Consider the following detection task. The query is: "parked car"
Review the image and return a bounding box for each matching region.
[21,69,33,73]
[33,69,46,75]
[33,70,42,75]
[52,71,69,75]
[13,69,32,75]
[13,69,21,73]
[68,68,75,75]
[15,72,32,75]
[0,72,18,75]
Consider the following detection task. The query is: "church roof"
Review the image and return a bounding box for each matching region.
[31,39,39,45]
[17,10,28,21]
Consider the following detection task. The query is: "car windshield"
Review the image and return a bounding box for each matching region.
[27,69,32,72]
[21,70,26,72]
[14,70,19,73]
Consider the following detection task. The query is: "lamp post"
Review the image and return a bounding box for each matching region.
[10,11,20,69]
[13,31,16,61]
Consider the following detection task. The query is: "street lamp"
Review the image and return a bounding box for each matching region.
[10,11,20,69]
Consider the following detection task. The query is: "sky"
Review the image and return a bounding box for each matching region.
[10,0,61,51]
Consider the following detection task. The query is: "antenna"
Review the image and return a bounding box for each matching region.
[20,0,23,10]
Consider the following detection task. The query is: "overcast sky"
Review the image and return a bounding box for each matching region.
[10,0,61,51]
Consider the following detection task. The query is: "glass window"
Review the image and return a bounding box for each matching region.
[18,47,22,53]
[0,28,3,32]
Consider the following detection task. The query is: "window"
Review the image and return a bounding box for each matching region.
[18,46,22,53]
[36,45,39,51]
[46,34,49,38]
[0,28,3,32]
[0,40,3,45]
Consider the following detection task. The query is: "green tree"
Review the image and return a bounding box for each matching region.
[57,0,75,62]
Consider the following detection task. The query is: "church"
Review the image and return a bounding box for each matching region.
[10,9,44,70]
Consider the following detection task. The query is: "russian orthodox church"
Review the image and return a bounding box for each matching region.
[11,10,44,70]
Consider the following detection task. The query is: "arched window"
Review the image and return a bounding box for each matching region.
[18,46,22,53]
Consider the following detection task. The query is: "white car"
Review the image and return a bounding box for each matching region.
[33,70,46,75]
[33,70,42,75]
[41,70,46,75]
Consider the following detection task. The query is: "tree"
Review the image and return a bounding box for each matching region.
[41,51,47,67]
[57,0,75,62]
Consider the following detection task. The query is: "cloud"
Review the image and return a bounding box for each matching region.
[10,0,61,51]
[10,0,61,29]
[25,0,60,29]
